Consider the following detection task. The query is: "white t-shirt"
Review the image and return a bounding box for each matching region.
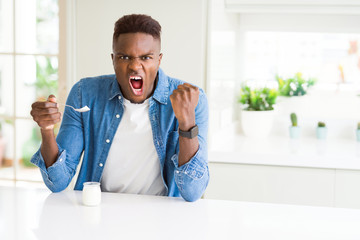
[100,98,167,196]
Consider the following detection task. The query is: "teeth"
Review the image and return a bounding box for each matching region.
[130,76,142,80]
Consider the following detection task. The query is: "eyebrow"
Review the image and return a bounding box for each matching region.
[115,52,155,56]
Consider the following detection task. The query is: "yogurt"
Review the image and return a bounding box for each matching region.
[82,182,101,206]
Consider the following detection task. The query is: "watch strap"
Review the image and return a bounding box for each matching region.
[178,125,199,139]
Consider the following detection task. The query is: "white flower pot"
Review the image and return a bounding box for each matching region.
[240,110,275,138]
[356,129,360,142]
[277,96,307,116]
[316,127,327,140]
[289,126,301,139]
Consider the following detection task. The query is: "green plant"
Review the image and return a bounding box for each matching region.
[238,85,278,111]
[276,72,316,97]
[34,58,58,99]
[357,122,360,130]
[290,113,298,127]
[21,127,41,167]
[318,121,326,128]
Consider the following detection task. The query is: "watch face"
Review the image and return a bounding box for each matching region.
[190,125,199,138]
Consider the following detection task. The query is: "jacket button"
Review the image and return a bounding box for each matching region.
[118,96,121,100]
[116,114,120,118]
[106,139,110,143]
[99,163,103,167]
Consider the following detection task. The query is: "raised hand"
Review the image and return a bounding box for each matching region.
[170,83,199,131]
[30,95,61,130]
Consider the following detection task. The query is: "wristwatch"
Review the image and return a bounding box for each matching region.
[178,125,199,139]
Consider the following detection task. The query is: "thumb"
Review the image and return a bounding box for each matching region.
[47,94,57,103]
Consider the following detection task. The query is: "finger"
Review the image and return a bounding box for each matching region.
[176,84,190,91]
[177,83,199,93]
[32,101,58,109]
[170,89,185,99]
[32,112,61,122]
[31,107,59,117]
[47,95,57,103]
[183,83,194,88]
[174,87,193,97]
[182,83,199,90]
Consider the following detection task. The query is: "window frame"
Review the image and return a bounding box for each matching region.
[0,0,67,183]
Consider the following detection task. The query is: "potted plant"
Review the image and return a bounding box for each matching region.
[276,72,316,97]
[276,73,316,116]
[316,121,327,140]
[289,113,301,139]
[238,85,278,138]
[356,122,360,142]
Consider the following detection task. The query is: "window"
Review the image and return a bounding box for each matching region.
[208,8,360,139]
[0,0,61,183]
[244,32,360,87]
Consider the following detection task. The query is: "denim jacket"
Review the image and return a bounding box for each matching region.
[31,68,209,202]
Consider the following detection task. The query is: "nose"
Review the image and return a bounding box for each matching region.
[128,57,143,71]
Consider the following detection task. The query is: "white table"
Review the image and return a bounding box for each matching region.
[1,186,360,240]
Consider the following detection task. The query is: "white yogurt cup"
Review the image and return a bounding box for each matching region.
[82,182,101,206]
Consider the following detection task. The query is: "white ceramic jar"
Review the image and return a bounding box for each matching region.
[82,182,101,206]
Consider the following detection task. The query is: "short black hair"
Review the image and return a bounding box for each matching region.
[113,14,161,43]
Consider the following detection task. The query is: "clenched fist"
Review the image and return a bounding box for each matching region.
[170,83,199,131]
[30,95,61,130]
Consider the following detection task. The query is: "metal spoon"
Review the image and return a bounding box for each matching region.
[61,104,90,112]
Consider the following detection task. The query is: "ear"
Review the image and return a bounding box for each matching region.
[111,53,114,62]
[158,53,163,66]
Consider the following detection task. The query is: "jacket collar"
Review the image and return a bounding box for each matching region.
[109,75,122,100]
[151,68,169,105]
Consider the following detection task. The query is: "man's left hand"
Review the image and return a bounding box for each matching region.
[170,83,199,131]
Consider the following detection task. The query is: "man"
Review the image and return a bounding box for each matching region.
[30,14,209,202]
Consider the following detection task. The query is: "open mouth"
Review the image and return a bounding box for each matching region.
[129,76,143,96]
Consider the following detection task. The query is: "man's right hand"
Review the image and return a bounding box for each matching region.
[30,95,62,130]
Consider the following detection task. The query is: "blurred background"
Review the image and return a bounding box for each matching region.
[1,0,360,208]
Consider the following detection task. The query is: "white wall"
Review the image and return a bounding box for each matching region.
[207,0,239,137]
[74,0,208,89]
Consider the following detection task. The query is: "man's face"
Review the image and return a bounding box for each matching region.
[111,33,162,103]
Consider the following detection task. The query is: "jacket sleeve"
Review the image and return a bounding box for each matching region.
[31,80,85,192]
[171,90,209,202]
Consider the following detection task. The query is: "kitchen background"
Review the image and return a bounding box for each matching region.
[1,0,360,208]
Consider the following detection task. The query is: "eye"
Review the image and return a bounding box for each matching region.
[141,56,152,60]
[118,55,129,60]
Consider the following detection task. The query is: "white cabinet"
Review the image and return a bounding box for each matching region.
[205,163,335,207]
[335,170,360,209]
[205,162,360,209]
[207,132,360,209]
